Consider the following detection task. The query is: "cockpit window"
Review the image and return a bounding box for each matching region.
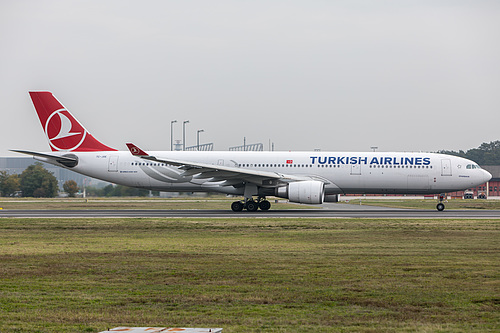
[466,164,481,169]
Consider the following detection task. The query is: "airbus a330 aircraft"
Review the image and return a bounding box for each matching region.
[13,92,492,212]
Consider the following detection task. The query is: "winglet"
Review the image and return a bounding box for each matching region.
[126,143,148,156]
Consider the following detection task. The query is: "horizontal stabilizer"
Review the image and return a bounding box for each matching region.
[11,149,78,167]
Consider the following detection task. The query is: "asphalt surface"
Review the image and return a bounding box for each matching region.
[1,207,499,218]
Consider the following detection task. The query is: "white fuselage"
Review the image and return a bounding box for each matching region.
[36,151,491,196]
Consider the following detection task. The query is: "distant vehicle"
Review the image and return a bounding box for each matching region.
[463,191,474,199]
[477,192,487,199]
[13,91,492,212]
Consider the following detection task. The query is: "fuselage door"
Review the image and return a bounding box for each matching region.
[350,163,361,175]
[218,159,224,166]
[108,156,119,172]
[441,159,452,176]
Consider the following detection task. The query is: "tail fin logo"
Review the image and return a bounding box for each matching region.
[45,109,87,151]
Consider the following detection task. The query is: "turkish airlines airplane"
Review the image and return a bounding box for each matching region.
[13,92,491,212]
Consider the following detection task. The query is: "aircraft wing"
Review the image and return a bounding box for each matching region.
[126,143,316,187]
[10,149,78,167]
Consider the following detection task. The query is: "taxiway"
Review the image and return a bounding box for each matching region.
[1,208,499,218]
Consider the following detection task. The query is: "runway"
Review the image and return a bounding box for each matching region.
[1,208,500,218]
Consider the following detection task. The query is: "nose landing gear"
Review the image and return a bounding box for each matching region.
[436,194,446,211]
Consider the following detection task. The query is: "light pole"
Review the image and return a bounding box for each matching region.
[170,120,177,151]
[183,120,189,151]
[197,129,204,151]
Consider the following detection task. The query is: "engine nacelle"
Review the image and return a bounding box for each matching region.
[276,180,325,204]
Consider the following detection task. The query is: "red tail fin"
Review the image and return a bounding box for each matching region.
[29,91,116,152]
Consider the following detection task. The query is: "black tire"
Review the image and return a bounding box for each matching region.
[436,203,445,211]
[246,200,258,212]
[231,201,244,212]
[259,200,271,211]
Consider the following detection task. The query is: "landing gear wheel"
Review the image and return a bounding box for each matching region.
[231,201,244,212]
[245,200,259,212]
[436,203,445,211]
[259,200,271,211]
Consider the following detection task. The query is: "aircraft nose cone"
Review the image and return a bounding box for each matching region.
[482,169,492,183]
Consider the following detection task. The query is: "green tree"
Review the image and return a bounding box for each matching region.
[20,163,58,197]
[0,171,20,196]
[439,140,500,165]
[63,180,79,197]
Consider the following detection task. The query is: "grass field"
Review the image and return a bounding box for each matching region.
[0,197,311,210]
[0,217,498,332]
[343,198,500,210]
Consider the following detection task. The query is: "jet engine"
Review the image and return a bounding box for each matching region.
[275,180,325,204]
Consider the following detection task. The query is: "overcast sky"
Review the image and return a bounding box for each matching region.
[1,0,499,155]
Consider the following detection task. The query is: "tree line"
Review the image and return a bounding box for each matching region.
[0,162,154,198]
[438,140,500,165]
[0,163,61,197]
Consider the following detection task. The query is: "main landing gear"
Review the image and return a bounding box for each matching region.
[436,194,446,211]
[231,197,271,212]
